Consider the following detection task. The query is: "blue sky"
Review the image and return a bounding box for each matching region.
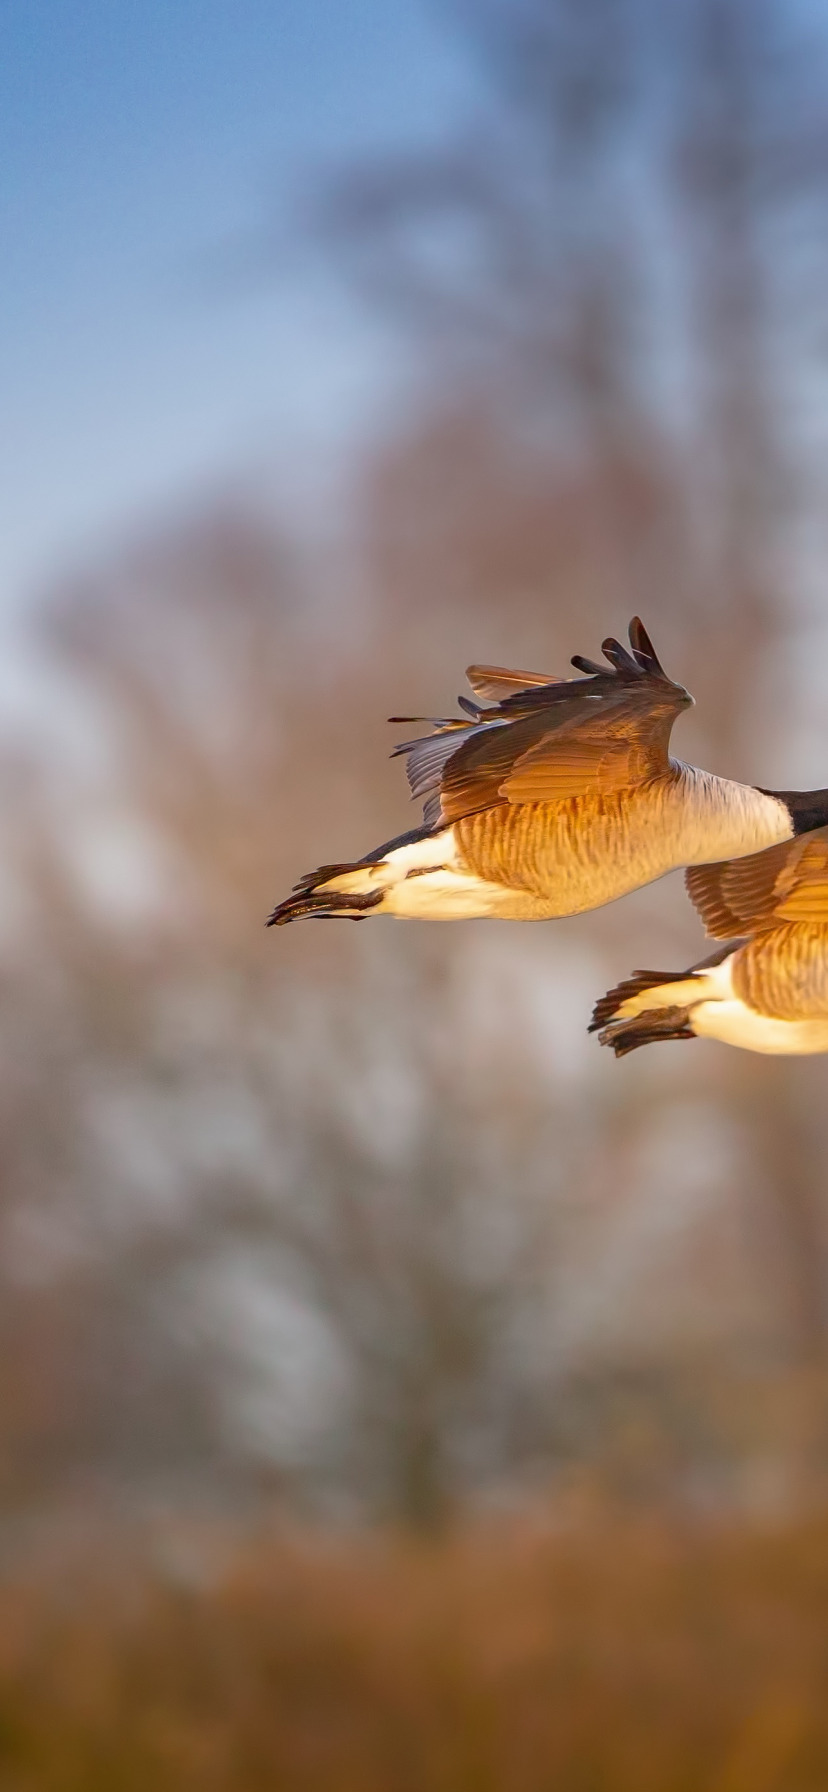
[0,2,476,606]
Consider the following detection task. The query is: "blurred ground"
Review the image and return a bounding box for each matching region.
[3,1508,828,1789]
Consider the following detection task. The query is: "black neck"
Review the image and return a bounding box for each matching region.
[762,788,828,836]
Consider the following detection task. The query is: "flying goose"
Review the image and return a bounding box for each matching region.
[268,619,828,926]
[592,827,828,1056]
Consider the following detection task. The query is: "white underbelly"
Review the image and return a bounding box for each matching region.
[692,1001,828,1055]
[385,870,529,918]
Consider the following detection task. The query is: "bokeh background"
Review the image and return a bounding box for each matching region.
[5,1,828,1785]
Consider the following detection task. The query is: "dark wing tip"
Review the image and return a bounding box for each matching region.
[601,636,639,674]
[628,617,667,677]
[570,653,606,676]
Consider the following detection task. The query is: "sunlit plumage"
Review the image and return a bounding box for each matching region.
[267,619,828,928]
[592,828,828,1056]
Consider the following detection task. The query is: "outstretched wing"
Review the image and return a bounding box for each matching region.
[392,619,692,826]
[686,827,828,938]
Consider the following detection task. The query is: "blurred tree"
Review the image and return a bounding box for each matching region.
[316,0,828,1380]
[0,509,598,1526]
[4,0,828,1534]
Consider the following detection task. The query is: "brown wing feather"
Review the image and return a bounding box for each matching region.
[686,827,828,939]
[393,619,692,825]
[685,843,795,938]
[501,689,678,803]
[466,665,562,701]
[773,829,828,921]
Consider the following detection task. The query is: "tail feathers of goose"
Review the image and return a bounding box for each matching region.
[590,968,702,1056]
[267,880,384,925]
[267,852,398,925]
[267,825,454,925]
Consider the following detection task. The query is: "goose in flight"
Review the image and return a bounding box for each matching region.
[592,827,828,1056]
[268,619,828,926]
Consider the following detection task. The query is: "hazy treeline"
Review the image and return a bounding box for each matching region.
[4,0,828,1544]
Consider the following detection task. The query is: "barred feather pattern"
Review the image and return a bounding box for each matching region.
[734,923,828,1020]
[453,771,792,917]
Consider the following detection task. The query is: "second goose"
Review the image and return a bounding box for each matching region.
[592,828,828,1056]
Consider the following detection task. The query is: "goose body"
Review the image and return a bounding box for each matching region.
[593,828,828,1057]
[268,620,825,928]
[447,768,790,920]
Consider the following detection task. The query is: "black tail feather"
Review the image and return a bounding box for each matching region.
[267,820,439,928]
[597,1006,696,1058]
[589,968,695,1034]
[292,860,365,893]
[267,887,383,926]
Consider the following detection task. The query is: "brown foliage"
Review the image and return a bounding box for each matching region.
[2,1511,828,1790]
